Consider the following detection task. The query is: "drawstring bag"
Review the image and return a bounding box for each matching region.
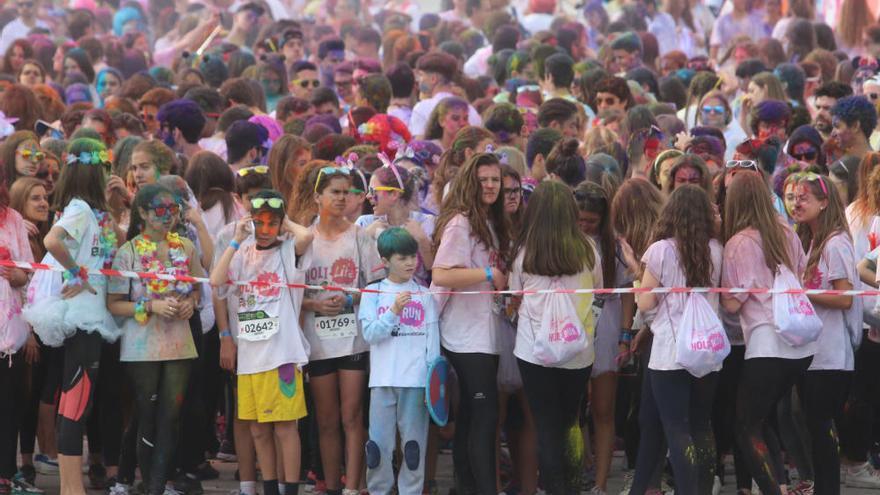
[532,276,594,367]
[674,293,730,377]
[772,264,822,347]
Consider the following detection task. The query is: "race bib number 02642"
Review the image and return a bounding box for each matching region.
[315,311,358,341]
[238,310,280,342]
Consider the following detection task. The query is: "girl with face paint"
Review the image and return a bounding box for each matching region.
[107,183,204,495]
[300,166,384,494]
[784,173,859,495]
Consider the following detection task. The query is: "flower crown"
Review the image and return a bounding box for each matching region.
[66,149,113,165]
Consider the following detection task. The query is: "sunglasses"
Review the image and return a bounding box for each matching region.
[314,166,351,192]
[701,105,724,114]
[293,79,320,89]
[18,147,44,161]
[238,165,269,176]
[369,185,403,196]
[791,149,817,161]
[725,160,758,171]
[251,197,284,209]
[150,204,180,217]
[504,186,522,197]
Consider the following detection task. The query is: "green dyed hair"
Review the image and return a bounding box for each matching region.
[377,226,418,259]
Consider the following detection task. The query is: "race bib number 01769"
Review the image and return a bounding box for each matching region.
[238,310,280,342]
[315,311,358,340]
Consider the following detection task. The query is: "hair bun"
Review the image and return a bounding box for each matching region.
[561,137,580,156]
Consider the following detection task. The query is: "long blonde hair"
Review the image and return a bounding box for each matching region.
[838,0,873,48]
[724,172,793,272]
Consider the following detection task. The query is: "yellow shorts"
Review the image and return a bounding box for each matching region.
[238,364,307,423]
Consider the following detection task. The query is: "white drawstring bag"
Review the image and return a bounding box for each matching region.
[533,277,594,367]
[674,293,730,377]
[772,264,822,347]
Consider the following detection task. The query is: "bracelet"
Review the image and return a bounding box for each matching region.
[134,298,149,325]
[230,240,241,251]
[219,329,232,338]
[485,266,493,283]
[61,266,86,287]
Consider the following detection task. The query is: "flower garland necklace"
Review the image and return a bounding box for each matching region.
[133,232,193,299]
[95,210,117,269]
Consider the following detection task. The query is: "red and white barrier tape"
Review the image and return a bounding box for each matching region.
[2,258,878,296]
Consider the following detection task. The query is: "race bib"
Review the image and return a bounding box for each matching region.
[315,311,358,340]
[238,310,280,342]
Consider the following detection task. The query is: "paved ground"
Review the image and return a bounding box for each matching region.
[25,452,880,494]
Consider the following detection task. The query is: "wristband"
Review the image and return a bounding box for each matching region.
[61,266,86,288]
[219,329,232,338]
[230,240,241,251]
[619,329,634,344]
[485,266,493,283]
[134,298,149,325]
[345,294,354,308]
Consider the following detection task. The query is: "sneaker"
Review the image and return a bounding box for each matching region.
[712,476,721,495]
[0,479,13,495]
[163,487,184,495]
[618,470,634,495]
[15,467,35,487]
[194,463,219,481]
[588,487,607,495]
[217,440,237,463]
[173,474,204,495]
[108,483,131,495]
[788,480,814,495]
[10,474,43,495]
[89,464,109,490]
[341,490,359,495]
[751,480,760,495]
[32,456,58,476]
[847,462,880,489]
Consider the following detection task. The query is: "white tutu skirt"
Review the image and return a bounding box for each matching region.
[24,269,119,347]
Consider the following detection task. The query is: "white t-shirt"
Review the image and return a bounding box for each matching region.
[359,278,440,388]
[642,238,723,371]
[509,249,603,370]
[804,233,860,371]
[0,18,49,54]
[223,239,311,374]
[410,92,482,137]
[430,213,502,354]
[845,204,879,316]
[521,13,554,35]
[301,224,384,361]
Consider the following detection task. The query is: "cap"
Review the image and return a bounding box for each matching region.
[231,1,264,16]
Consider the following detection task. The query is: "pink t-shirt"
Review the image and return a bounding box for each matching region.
[642,238,723,371]
[803,232,860,371]
[722,225,817,360]
[431,214,503,354]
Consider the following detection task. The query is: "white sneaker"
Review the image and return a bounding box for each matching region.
[751,480,760,495]
[588,487,607,495]
[108,483,131,495]
[618,470,634,495]
[712,475,722,495]
[846,462,880,489]
[32,455,58,476]
[340,490,359,495]
[162,487,184,495]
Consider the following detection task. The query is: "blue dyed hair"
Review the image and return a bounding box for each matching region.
[749,99,791,135]
[377,227,418,259]
[156,99,207,144]
[831,95,878,140]
[113,6,144,37]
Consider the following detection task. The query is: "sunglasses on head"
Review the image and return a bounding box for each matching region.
[251,197,284,209]
[150,204,180,217]
[794,172,829,196]
[314,166,351,192]
[725,160,758,171]
[238,165,269,176]
[791,149,817,161]
[294,79,320,89]
[701,105,724,114]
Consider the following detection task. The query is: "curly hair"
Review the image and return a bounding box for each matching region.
[831,95,878,140]
[651,185,715,286]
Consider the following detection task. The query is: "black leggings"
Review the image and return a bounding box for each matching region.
[518,359,591,495]
[128,360,191,495]
[841,333,880,463]
[631,369,718,495]
[0,354,25,478]
[736,356,811,495]
[799,370,851,495]
[444,350,499,495]
[712,345,752,490]
[58,330,104,456]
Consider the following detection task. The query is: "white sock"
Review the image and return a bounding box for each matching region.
[278,482,284,493]
[241,481,257,495]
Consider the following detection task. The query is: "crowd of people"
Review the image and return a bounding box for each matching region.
[2,0,880,495]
